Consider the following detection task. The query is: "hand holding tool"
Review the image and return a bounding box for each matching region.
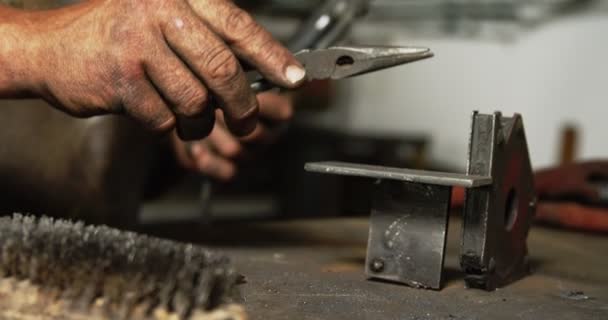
[177,45,434,140]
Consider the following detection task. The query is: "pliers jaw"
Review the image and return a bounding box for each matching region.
[295,46,434,81]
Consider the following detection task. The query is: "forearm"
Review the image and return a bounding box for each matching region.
[0,4,40,98]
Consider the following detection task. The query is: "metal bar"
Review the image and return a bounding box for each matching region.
[365,180,452,289]
[305,161,492,188]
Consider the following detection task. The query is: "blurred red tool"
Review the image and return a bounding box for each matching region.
[452,161,608,232]
[534,161,608,232]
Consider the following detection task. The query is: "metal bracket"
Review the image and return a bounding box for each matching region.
[367,181,451,289]
[305,112,535,290]
[305,162,491,289]
[461,112,536,290]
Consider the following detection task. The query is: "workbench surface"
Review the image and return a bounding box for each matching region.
[151,217,608,320]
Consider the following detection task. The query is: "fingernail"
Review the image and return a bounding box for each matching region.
[285,65,306,85]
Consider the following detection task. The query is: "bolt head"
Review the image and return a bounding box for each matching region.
[370,259,385,273]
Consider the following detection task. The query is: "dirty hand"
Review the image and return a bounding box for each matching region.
[5,0,305,136]
[172,92,293,181]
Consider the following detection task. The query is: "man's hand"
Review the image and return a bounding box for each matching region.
[0,0,306,137]
[172,92,293,180]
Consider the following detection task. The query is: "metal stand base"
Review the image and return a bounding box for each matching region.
[305,161,491,289]
[305,112,536,291]
[366,181,451,289]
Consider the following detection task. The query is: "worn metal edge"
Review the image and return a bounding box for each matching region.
[305,161,492,188]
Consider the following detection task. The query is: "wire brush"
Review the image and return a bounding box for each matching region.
[0,214,246,320]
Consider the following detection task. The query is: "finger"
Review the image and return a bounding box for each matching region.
[215,109,275,145]
[121,78,175,133]
[258,92,293,121]
[208,120,242,158]
[188,0,306,87]
[145,44,210,118]
[174,109,216,141]
[161,6,258,136]
[145,44,215,139]
[191,143,237,181]
[171,131,197,170]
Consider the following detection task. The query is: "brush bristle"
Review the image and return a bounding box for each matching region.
[0,214,243,320]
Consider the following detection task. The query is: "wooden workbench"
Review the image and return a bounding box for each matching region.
[148,217,608,320]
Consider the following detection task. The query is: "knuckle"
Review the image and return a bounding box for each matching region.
[109,22,138,44]
[121,65,145,83]
[177,88,209,117]
[224,8,257,37]
[255,37,280,61]
[115,73,145,101]
[251,37,290,75]
[204,47,241,84]
[123,98,175,134]
[112,58,145,87]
